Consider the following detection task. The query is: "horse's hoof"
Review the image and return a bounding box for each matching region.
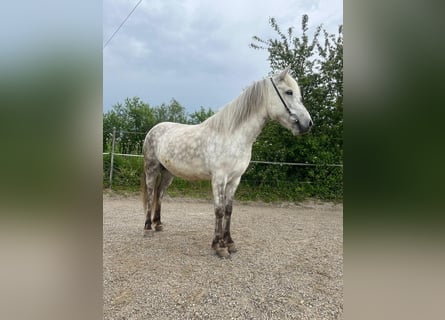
[216,247,230,258]
[143,229,154,237]
[227,243,237,253]
[154,224,163,231]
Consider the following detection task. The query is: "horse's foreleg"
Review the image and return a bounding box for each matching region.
[152,169,174,231]
[211,178,229,258]
[223,177,241,253]
[223,199,235,252]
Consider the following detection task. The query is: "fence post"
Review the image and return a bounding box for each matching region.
[109,127,116,189]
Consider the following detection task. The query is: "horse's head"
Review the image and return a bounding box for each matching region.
[268,67,313,136]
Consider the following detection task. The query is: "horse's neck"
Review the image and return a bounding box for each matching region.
[230,103,268,145]
[203,80,270,144]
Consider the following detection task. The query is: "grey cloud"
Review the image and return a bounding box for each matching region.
[103,0,342,113]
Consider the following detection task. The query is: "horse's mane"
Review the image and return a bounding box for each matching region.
[204,78,269,133]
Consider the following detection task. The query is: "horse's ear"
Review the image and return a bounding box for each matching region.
[279,66,291,80]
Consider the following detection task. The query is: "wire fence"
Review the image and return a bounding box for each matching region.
[103,153,343,201]
[103,127,343,201]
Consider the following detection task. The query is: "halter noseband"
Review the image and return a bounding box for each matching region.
[270,78,292,116]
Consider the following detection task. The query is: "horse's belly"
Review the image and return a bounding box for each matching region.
[161,157,211,181]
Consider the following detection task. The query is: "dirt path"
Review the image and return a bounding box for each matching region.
[104,193,343,319]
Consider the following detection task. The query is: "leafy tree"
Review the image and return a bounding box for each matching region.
[249,14,343,198]
[103,97,155,153]
[103,97,215,154]
[153,98,187,124]
[188,106,215,124]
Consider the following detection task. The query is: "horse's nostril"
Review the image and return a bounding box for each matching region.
[308,119,313,128]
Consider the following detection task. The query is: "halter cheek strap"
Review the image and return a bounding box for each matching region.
[270,78,292,116]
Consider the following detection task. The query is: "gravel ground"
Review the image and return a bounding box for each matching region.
[103,192,343,320]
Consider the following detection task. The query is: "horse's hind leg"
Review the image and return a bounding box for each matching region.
[152,168,174,231]
[143,158,161,236]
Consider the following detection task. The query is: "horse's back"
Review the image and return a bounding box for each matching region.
[144,122,193,151]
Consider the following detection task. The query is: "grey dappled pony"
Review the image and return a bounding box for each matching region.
[142,67,313,257]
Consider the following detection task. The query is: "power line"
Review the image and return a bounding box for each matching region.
[103,0,143,49]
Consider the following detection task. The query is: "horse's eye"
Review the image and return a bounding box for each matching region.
[285,90,293,95]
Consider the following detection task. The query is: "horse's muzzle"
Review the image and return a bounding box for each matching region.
[296,119,313,134]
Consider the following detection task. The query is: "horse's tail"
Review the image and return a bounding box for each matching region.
[141,166,148,213]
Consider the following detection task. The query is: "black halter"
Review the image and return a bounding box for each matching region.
[270,78,292,116]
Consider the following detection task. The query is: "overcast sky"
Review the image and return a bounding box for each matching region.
[103,0,342,114]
